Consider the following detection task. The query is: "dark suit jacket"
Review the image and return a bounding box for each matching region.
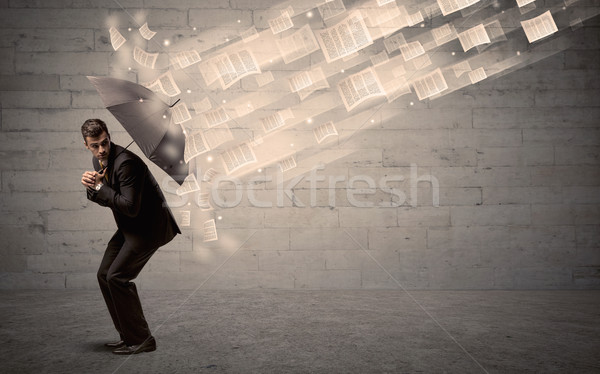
[87,142,181,248]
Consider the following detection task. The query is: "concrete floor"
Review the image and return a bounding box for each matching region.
[0,289,599,374]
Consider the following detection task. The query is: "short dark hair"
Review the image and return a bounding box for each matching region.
[81,119,109,142]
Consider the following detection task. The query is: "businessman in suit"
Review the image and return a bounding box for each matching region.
[80,119,181,355]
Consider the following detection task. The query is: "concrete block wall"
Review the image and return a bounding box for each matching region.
[0,1,599,290]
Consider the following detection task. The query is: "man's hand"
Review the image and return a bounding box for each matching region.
[81,168,108,188]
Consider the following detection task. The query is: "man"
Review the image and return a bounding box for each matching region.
[80,119,181,355]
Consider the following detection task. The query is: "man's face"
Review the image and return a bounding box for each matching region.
[84,132,111,162]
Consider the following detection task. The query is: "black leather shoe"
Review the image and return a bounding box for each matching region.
[105,340,125,348]
[112,336,156,355]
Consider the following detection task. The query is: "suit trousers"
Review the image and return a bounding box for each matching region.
[97,230,158,345]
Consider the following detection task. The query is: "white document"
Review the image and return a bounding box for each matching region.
[204,127,234,149]
[196,192,212,211]
[399,41,425,62]
[139,22,156,40]
[432,23,458,46]
[184,131,209,163]
[256,71,275,87]
[221,142,257,174]
[316,10,373,63]
[407,11,424,27]
[384,32,406,54]
[203,106,230,128]
[452,60,472,77]
[468,67,487,84]
[317,0,346,21]
[516,0,535,7]
[279,156,297,171]
[176,174,201,196]
[203,219,218,242]
[521,10,558,43]
[458,24,491,52]
[192,97,212,114]
[314,121,338,144]
[203,168,219,183]
[370,51,389,67]
[133,46,159,69]
[436,0,480,16]
[180,211,190,227]
[175,50,201,69]
[409,54,432,70]
[261,108,294,133]
[276,25,320,64]
[269,10,293,35]
[298,68,329,100]
[144,71,181,97]
[109,27,126,51]
[214,49,261,90]
[411,68,448,101]
[171,102,192,125]
[383,77,411,103]
[337,67,385,112]
[241,26,260,43]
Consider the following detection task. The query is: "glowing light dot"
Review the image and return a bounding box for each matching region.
[258,168,263,173]
[128,67,132,71]
[193,27,197,31]
[307,11,313,18]
[341,69,345,73]
[128,27,132,32]
[217,216,223,220]
[420,24,425,28]
[451,52,456,56]
[269,59,273,63]
[183,130,187,135]
[186,89,192,93]
[237,19,241,23]
[517,51,521,56]
[562,6,566,10]
[290,143,294,147]
[370,119,375,123]
[307,118,313,124]
[188,202,191,206]
[163,39,170,46]
[139,98,144,103]
[222,99,227,104]
[179,160,183,164]
[225,38,230,42]
[163,114,167,119]
[207,156,213,162]
[410,102,414,106]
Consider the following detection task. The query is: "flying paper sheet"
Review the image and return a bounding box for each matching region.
[318,0,347,21]
[468,67,487,84]
[436,0,480,16]
[314,121,339,144]
[399,41,425,62]
[192,97,212,114]
[432,23,458,46]
[175,50,201,69]
[203,219,218,242]
[221,142,257,174]
[139,22,156,40]
[176,174,201,196]
[269,10,293,35]
[203,106,230,128]
[337,67,385,112]
[133,46,159,69]
[171,102,192,125]
[261,109,294,133]
[144,71,181,97]
[521,10,558,43]
[316,10,373,63]
[411,68,448,101]
[213,49,261,90]
[276,25,320,65]
[279,156,297,171]
[184,131,209,163]
[458,24,491,52]
[109,27,126,51]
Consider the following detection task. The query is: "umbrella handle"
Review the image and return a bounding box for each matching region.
[168,99,181,108]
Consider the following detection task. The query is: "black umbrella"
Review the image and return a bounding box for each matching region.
[87,75,188,185]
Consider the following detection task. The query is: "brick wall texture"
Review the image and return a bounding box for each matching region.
[0,0,598,290]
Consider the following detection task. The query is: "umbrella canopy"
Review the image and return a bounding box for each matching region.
[87,76,188,185]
